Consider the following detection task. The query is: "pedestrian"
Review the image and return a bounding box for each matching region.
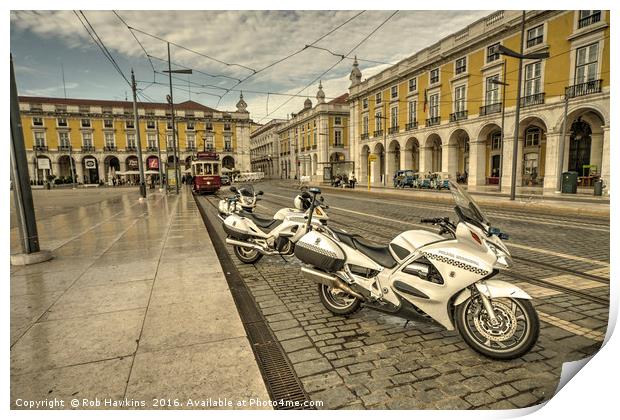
[150,175,155,189]
[350,174,357,189]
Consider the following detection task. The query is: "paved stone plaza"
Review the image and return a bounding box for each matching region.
[197,180,609,410]
[10,188,270,409]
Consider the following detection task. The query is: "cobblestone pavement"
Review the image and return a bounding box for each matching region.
[198,181,609,410]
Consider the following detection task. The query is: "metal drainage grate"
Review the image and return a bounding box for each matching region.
[194,195,313,410]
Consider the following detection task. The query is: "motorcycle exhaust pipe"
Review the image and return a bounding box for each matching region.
[301,267,365,301]
[225,238,280,256]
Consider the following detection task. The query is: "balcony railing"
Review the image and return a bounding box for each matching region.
[578,11,601,29]
[373,129,383,137]
[361,132,369,140]
[58,145,72,151]
[312,144,317,150]
[33,145,48,151]
[566,80,603,99]
[388,126,399,134]
[126,146,137,152]
[405,121,418,131]
[426,117,440,127]
[479,103,502,116]
[103,146,117,152]
[520,92,545,108]
[82,146,96,152]
[146,146,158,152]
[450,110,468,122]
[224,146,233,152]
[333,143,344,148]
[166,146,175,152]
[186,147,196,152]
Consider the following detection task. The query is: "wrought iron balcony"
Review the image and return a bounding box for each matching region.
[146,146,158,152]
[103,146,117,152]
[186,147,196,152]
[520,92,545,108]
[388,126,399,134]
[126,146,137,152]
[224,146,233,152]
[405,121,418,131]
[58,145,72,151]
[361,132,369,140]
[333,143,344,148]
[166,147,175,152]
[479,103,502,116]
[450,110,468,122]
[426,117,440,127]
[373,129,383,137]
[82,146,96,152]
[33,145,48,151]
[578,11,601,28]
[566,80,603,99]
[312,144,317,150]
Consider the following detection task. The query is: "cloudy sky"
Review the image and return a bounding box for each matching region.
[10,10,490,122]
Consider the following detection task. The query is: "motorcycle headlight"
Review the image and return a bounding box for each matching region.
[488,242,513,269]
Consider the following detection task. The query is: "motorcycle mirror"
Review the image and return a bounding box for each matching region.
[309,187,321,194]
[229,186,237,193]
[499,232,509,240]
[257,191,264,196]
[489,227,501,236]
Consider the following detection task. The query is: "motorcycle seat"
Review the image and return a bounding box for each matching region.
[240,210,280,229]
[351,237,397,269]
[330,227,361,249]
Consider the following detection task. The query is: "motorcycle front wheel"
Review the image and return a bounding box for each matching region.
[233,245,263,264]
[456,296,539,360]
[318,284,362,316]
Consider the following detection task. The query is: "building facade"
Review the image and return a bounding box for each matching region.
[18,93,251,184]
[249,119,286,177]
[277,83,350,180]
[348,10,610,194]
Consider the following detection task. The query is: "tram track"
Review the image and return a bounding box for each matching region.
[208,191,609,307]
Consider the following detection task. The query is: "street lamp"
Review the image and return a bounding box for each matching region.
[162,42,193,195]
[490,71,508,190]
[496,11,549,200]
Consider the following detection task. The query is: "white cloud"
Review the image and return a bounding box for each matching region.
[11,10,491,118]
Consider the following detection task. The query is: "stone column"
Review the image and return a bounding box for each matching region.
[52,161,60,177]
[543,132,560,194]
[468,140,487,190]
[441,143,458,178]
[500,136,514,194]
[601,125,610,193]
[419,146,431,174]
[98,158,106,183]
[75,159,84,184]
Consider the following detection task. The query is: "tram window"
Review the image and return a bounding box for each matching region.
[213,163,219,174]
[205,164,212,175]
[194,164,202,175]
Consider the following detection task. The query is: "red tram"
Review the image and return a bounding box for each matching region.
[191,151,221,194]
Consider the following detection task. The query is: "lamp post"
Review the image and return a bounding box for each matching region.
[497,11,549,200]
[490,66,508,190]
[163,42,192,194]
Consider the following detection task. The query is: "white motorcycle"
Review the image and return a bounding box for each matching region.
[294,183,539,360]
[218,184,260,217]
[223,190,329,264]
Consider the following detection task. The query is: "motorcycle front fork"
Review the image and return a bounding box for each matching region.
[478,292,499,324]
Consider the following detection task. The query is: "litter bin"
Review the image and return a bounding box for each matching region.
[561,171,578,194]
[593,179,604,196]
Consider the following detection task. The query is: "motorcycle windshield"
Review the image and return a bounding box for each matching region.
[238,184,254,197]
[448,180,489,226]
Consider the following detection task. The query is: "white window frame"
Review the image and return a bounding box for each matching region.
[574,42,599,84]
[32,117,43,126]
[103,119,114,129]
[408,100,417,123]
[523,61,542,97]
[375,110,383,131]
[390,85,398,99]
[390,106,398,128]
[375,92,382,105]
[429,93,440,119]
[146,120,155,129]
[362,115,369,134]
[485,75,501,105]
[127,133,137,148]
[526,24,544,48]
[334,116,342,126]
[455,57,467,75]
[454,85,466,113]
[147,133,156,148]
[525,127,541,147]
[334,129,343,146]
[362,98,369,109]
[104,132,115,148]
[408,77,417,93]
[186,134,196,149]
[58,132,70,148]
[429,68,440,85]
[81,118,91,128]
[82,131,93,147]
[57,117,68,128]
[34,131,46,147]
[486,42,501,64]
[491,132,502,150]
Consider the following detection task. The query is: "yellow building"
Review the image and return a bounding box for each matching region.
[19,94,251,184]
[348,10,610,194]
[276,82,350,180]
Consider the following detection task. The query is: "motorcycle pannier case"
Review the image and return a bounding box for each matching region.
[295,230,345,271]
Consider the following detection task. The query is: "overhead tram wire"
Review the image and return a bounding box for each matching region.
[258,10,399,123]
[148,54,241,82]
[112,10,156,78]
[216,10,367,108]
[73,10,131,87]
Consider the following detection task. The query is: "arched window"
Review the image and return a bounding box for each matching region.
[525,127,541,147]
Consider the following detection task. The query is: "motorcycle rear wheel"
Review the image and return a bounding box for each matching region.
[456,296,539,360]
[233,245,263,264]
[318,284,362,316]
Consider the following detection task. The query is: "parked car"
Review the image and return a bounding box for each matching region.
[220,175,231,185]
